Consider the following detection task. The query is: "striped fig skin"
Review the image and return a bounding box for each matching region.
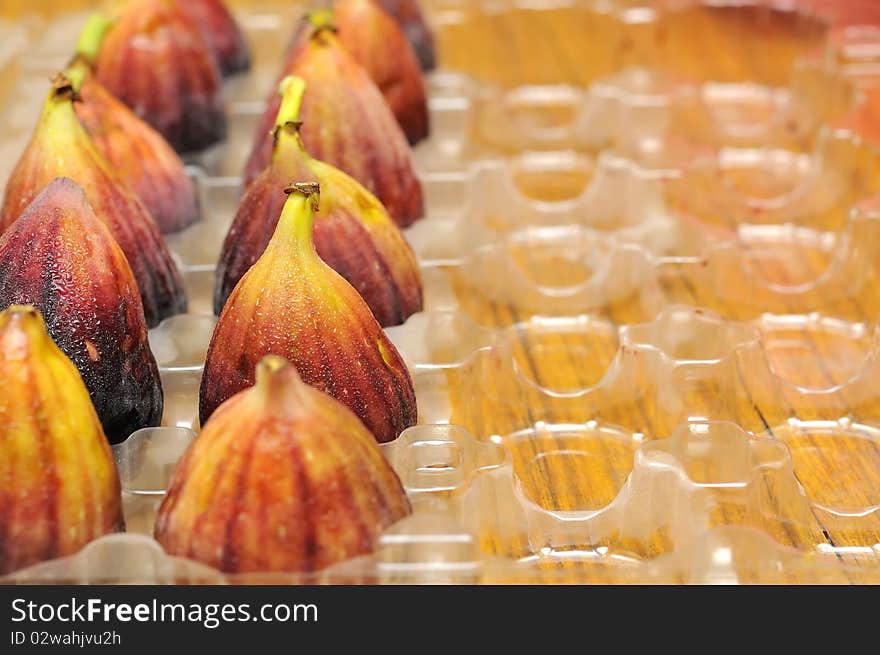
[243,29,423,227]
[377,0,436,71]
[201,185,417,443]
[0,76,187,328]
[158,356,410,574]
[215,119,423,325]
[95,0,227,153]
[179,0,251,77]
[0,305,123,575]
[74,64,200,234]
[0,179,163,444]
[331,0,429,145]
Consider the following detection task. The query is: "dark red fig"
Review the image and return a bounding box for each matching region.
[0,179,163,443]
[179,0,250,76]
[69,14,200,234]
[0,74,187,328]
[94,0,227,153]
[377,0,436,71]
[243,19,423,227]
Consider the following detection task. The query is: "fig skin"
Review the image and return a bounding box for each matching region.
[215,77,423,326]
[0,179,163,443]
[70,59,200,234]
[298,1,429,145]
[94,0,227,153]
[377,0,436,71]
[68,15,199,234]
[243,23,423,227]
[201,183,418,443]
[0,305,123,575]
[179,0,251,76]
[158,356,410,574]
[0,74,187,328]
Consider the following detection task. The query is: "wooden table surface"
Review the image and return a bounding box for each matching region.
[4,0,880,583]
[427,1,880,583]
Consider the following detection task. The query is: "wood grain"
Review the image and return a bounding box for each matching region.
[428,1,880,582]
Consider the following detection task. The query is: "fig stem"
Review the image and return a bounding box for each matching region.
[51,72,81,101]
[75,14,114,65]
[306,8,338,34]
[272,183,321,253]
[272,76,308,158]
[61,65,87,95]
[274,76,307,131]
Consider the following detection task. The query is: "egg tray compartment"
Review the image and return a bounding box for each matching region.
[112,303,880,581]
[399,127,880,320]
[2,416,878,584]
[386,305,880,436]
[1,0,880,583]
[165,130,880,336]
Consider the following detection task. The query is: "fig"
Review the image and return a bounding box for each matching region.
[0,178,163,443]
[0,305,123,575]
[69,14,200,234]
[377,0,436,71]
[215,76,423,327]
[201,183,417,443]
[157,355,410,573]
[179,0,250,77]
[243,18,423,227]
[294,2,429,145]
[0,73,187,328]
[94,0,227,153]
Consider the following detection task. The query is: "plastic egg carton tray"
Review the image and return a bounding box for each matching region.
[1,0,880,583]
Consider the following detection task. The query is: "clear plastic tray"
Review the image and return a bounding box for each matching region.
[2,0,880,584]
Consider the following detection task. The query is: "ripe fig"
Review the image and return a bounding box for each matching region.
[179,0,250,77]
[294,2,429,145]
[377,0,436,71]
[0,305,123,575]
[94,0,227,153]
[215,76,423,327]
[201,183,417,443]
[0,179,163,443]
[69,14,200,234]
[0,73,187,328]
[157,355,410,574]
[243,19,423,227]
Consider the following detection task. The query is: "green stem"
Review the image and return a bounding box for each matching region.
[63,62,87,95]
[274,183,321,254]
[275,76,307,130]
[75,14,114,66]
[41,75,88,143]
[272,76,308,158]
[306,8,337,32]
